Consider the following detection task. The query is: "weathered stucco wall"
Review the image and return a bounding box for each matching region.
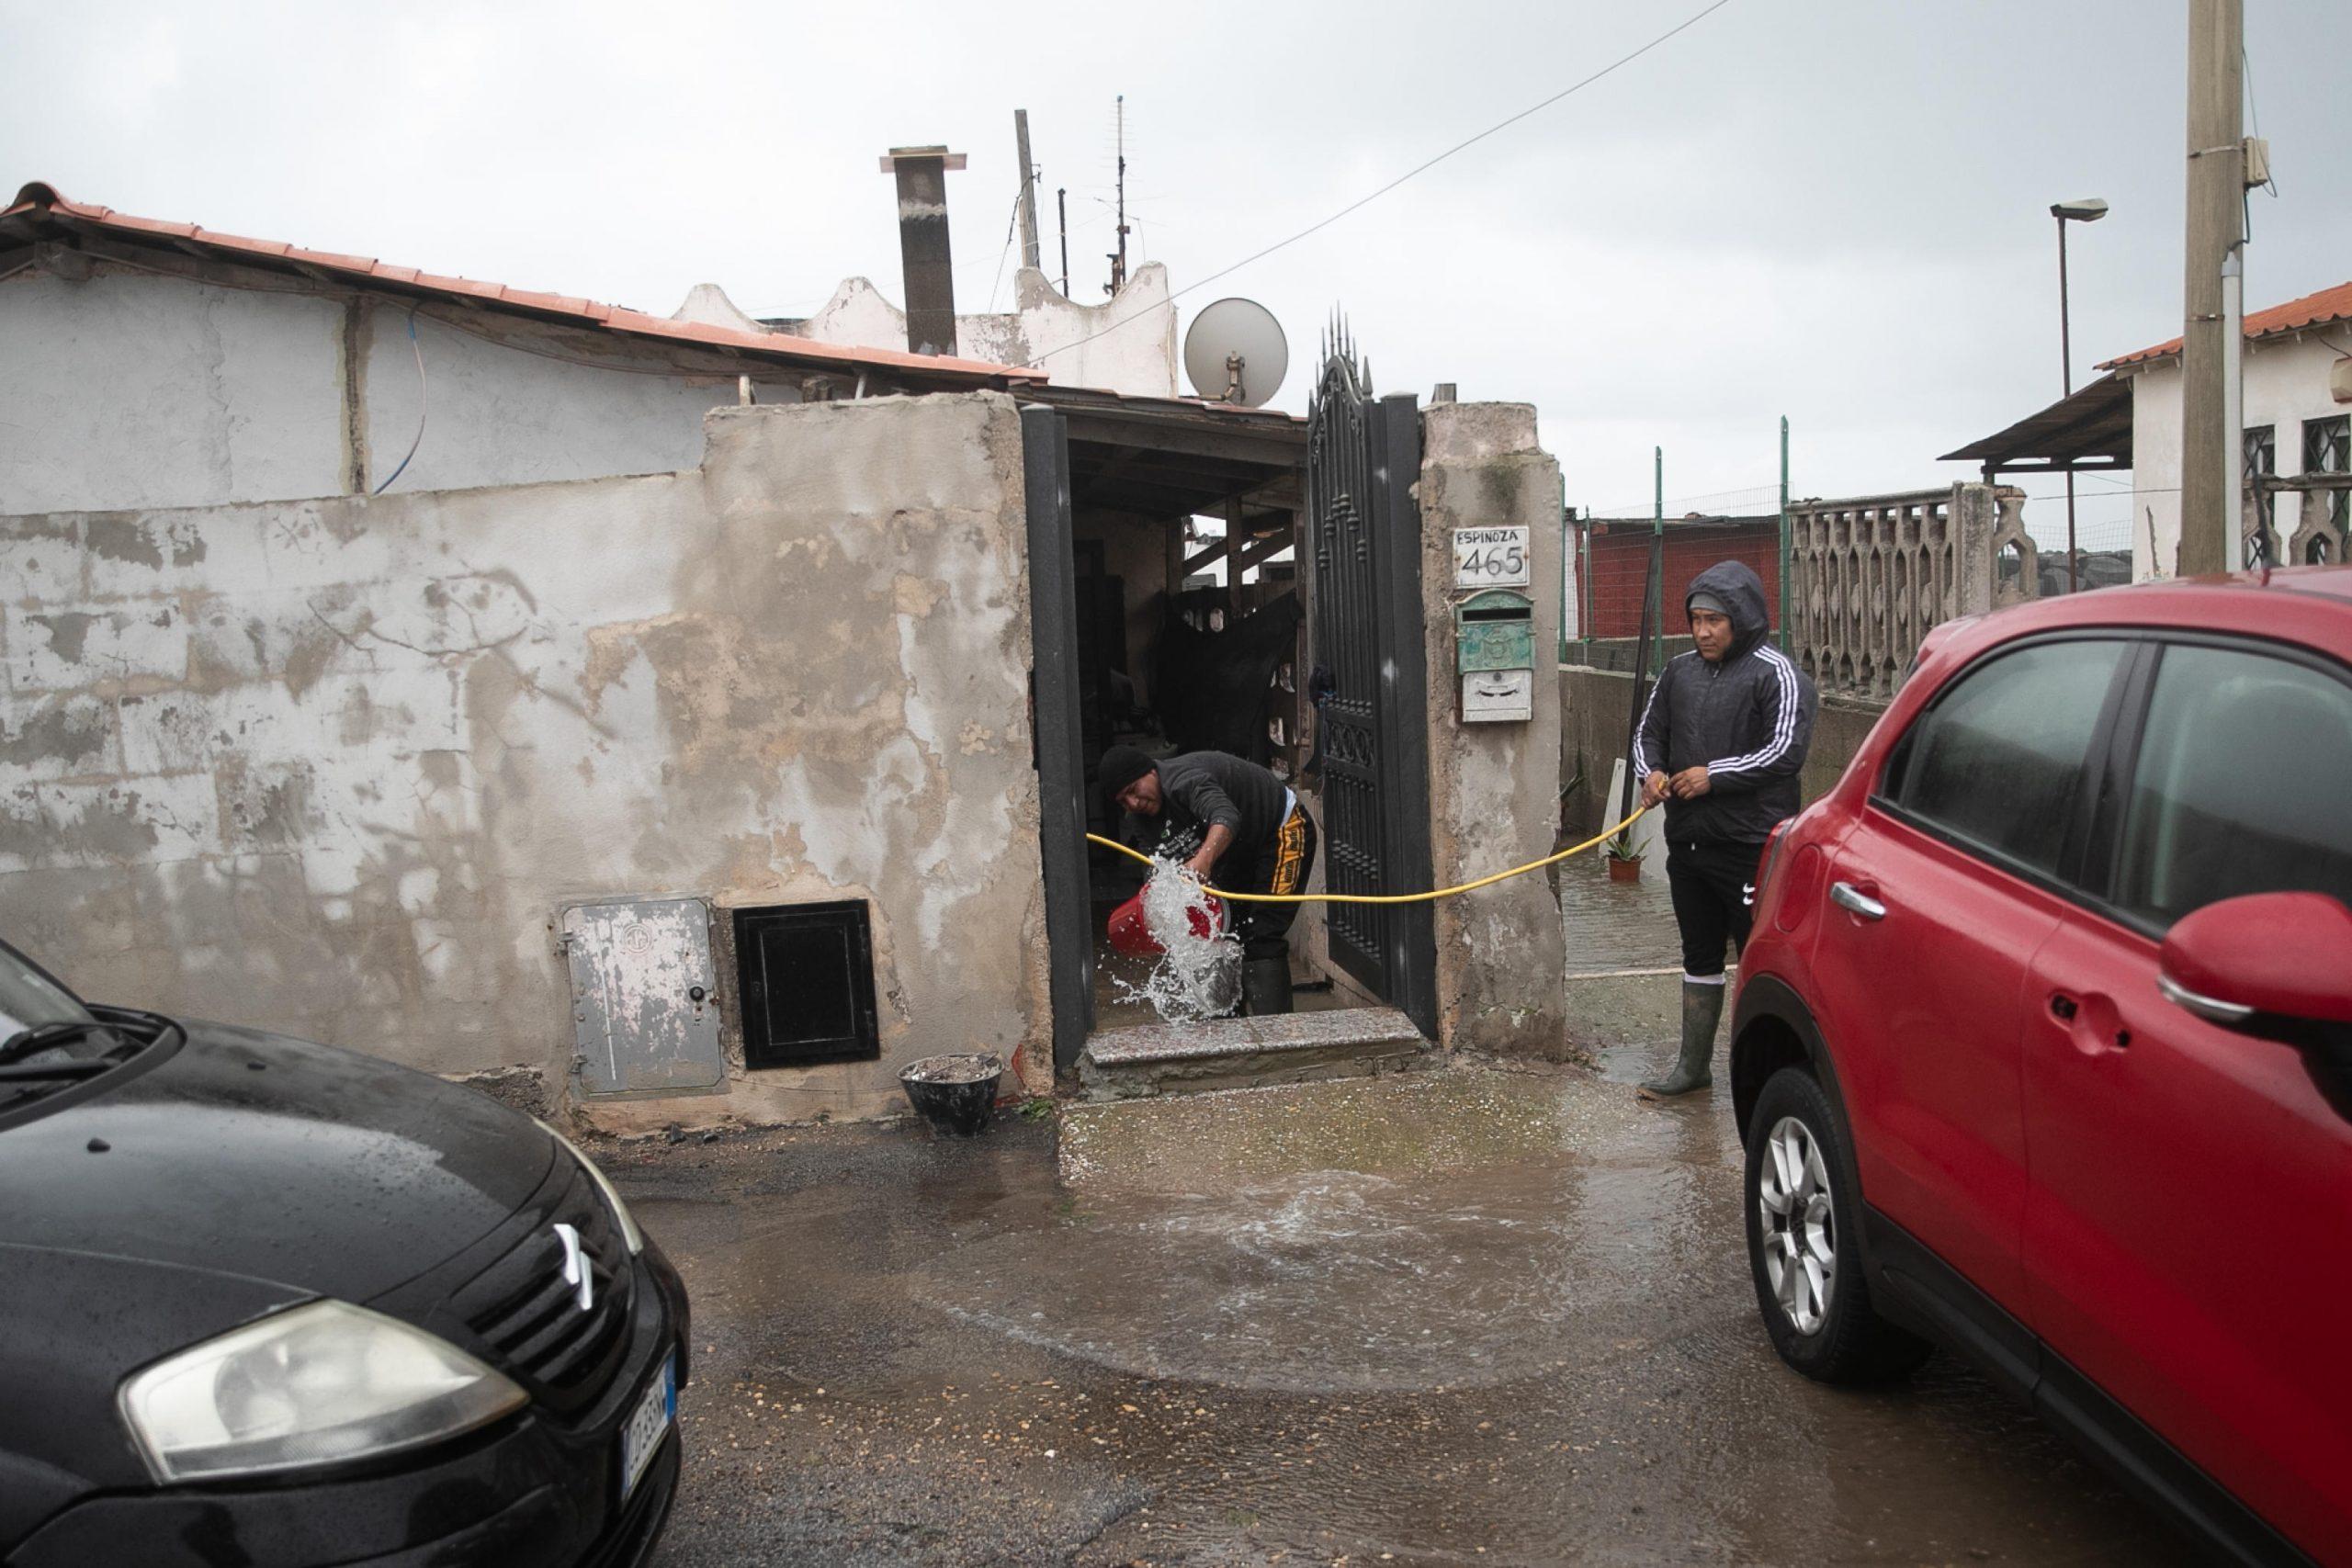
[1,393,1047,1125]
[0,267,807,516]
[1416,403,1567,1055]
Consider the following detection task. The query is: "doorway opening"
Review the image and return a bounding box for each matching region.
[1023,359,1438,1079]
[1023,388,1340,1037]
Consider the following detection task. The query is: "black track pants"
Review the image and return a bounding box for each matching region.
[1221,805,1318,962]
[1666,837,1766,981]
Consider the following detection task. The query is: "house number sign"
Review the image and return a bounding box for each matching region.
[1453,525,1531,590]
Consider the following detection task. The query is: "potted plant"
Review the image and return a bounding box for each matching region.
[1603,827,1644,883]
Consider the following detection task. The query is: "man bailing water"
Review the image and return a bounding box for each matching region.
[1098,746,1317,1016]
[1633,559,1818,1100]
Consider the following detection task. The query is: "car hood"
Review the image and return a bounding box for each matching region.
[0,1020,557,1304]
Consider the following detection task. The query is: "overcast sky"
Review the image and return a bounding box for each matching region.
[7,1,2348,547]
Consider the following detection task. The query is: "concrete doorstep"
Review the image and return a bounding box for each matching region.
[1076,1007,1428,1100]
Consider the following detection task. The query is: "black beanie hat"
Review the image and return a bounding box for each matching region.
[1099,745,1155,802]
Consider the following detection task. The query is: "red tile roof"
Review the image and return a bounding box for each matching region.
[2,181,1044,387]
[2098,278,2352,369]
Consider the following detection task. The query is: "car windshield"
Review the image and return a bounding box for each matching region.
[1,946,96,1046]
[0,947,141,1112]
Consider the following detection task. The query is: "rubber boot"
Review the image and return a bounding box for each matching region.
[1241,956,1295,1018]
[1638,980,1723,1100]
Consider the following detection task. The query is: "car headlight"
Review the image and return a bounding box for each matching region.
[119,1301,526,1483]
[535,1117,644,1255]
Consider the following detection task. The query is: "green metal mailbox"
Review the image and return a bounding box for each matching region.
[1454,589,1535,723]
[1456,589,1535,672]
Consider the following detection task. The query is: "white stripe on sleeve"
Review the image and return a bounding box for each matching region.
[1710,647,1799,776]
[1630,662,1668,786]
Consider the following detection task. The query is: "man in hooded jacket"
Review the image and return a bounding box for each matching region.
[1632,559,1818,1100]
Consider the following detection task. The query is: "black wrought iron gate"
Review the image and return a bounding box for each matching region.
[1306,332,1437,1036]
[1023,406,1094,1075]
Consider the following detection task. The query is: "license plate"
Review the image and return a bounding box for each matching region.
[618,1351,676,1503]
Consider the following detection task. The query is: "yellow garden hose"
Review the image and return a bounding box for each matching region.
[1085,805,1651,906]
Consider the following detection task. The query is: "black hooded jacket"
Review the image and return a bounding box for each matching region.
[1632,560,1818,846]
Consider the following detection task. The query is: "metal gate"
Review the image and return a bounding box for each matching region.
[1022,405,1095,1074]
[1306,331,1437,1034]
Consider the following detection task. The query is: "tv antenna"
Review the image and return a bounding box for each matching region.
[1183,298,1289,408]
[1106,95,1129,295]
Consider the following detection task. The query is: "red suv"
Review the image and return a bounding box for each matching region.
[1733,568,2352,1566]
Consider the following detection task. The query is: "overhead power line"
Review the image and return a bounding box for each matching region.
[1024,0,1742,368]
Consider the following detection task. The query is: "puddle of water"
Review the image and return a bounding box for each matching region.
[918,1160,1590,1393]
[635,1071,2183,1568]
[915,1088,1744,1400]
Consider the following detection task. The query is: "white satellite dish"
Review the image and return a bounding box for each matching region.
[1183,298,1289,408]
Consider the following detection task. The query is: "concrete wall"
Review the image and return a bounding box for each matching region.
[1417,403,1567,1055]
[1557,662,1889,839]
[1,393,1048,1126]
[0,266,808,516]
[2126,333,2348,578]
[781,264,1178,399]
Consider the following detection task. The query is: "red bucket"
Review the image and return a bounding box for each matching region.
[1107,888,1225,956]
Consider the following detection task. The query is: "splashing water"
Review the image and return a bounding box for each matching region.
[1114,856,1240,1022]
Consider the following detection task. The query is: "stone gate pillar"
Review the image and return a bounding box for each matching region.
[1416,403,1568,1055]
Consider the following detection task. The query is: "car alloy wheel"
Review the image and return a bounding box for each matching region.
[1757,1113,1837,1336]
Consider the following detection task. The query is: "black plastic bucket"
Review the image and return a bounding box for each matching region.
[899,1053,1003,1137]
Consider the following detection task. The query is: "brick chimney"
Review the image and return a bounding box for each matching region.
[878,146,966,356]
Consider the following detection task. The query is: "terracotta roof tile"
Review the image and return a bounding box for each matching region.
[2099,278,2352,369]
[296,249,381,273]
[3,180,1044,387]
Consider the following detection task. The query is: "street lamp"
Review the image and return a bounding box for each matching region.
[2053,197,2109,592]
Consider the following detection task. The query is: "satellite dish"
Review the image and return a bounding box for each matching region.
[1183,298,1289,408]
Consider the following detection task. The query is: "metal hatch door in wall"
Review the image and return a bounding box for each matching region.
[560,897,726,1097]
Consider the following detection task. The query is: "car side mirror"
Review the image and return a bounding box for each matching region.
[2158,892,2352,1044]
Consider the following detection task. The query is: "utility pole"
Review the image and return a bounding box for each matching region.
[2178,0,2245,577]
[1057,187,1069,298]
[1778,416,1791,651]
[1651,446,1665,679]
[1012,109,1042,273]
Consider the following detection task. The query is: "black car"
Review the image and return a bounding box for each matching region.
[0,941,690,1566]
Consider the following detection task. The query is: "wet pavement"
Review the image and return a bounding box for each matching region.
[617,1056,2183,1566]
[1560,855,1684,978]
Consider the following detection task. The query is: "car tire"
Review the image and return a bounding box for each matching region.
[1744,1065,1932,1383]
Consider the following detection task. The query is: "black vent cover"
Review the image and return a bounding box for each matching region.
[732,901,880,1068]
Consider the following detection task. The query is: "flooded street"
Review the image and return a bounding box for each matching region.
[619,1059,2181,1566]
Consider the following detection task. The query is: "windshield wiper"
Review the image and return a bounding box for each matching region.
[0,1019,113,1065]
[0,1058,115,1082]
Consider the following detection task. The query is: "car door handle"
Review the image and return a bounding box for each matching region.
[1829,881,1886,920]
[2050,989,2132,1052]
